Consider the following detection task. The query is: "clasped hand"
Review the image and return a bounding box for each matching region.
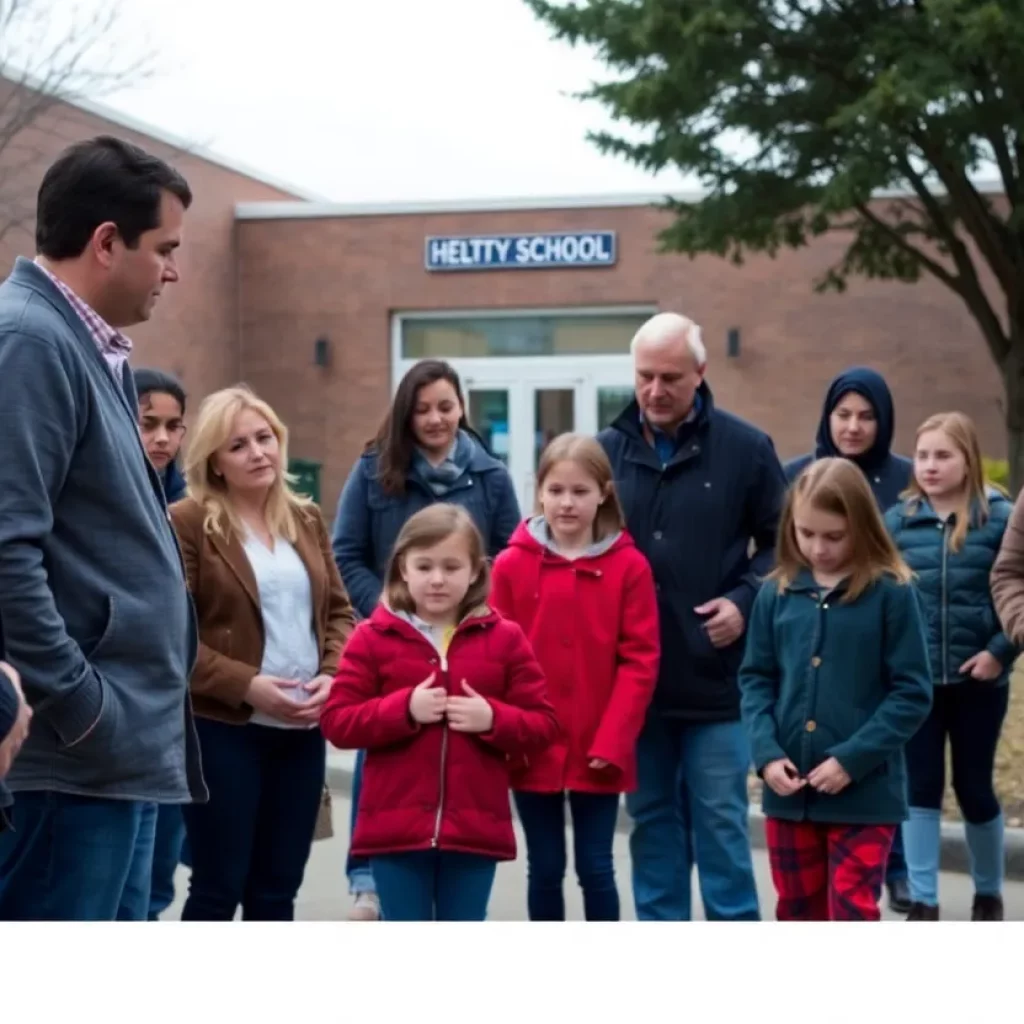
[763,756,852,797]
[409,673,494,733]
[246,672,332,725]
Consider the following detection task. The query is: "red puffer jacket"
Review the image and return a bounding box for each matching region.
[320,604,559,861]
[491,520,659,794]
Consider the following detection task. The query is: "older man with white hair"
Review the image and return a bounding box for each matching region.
[598,311,786,921]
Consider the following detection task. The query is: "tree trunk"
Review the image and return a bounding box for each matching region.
[1003,342,1024,498]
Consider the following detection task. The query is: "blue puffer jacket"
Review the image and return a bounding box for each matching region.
[885,491,1018,686]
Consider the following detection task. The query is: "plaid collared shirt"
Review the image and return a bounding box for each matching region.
[34,258,133,378]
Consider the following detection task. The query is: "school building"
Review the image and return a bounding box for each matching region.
[0,79,1005,515]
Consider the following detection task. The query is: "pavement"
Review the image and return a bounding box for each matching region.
[164,771,1024,921]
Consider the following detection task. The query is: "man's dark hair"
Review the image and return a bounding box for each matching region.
[36,135,193,260]
[134,368,187,416]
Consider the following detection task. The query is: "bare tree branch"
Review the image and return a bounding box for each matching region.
[0,0,158,247]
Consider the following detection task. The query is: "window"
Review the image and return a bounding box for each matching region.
[401,314,649,359]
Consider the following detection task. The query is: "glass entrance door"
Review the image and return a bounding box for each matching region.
[523,383,580,512]
[462,375,588,515]
[466,387,512,468]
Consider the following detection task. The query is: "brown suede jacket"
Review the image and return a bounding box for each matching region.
[992,493,1024,645]
[170,496,356,725]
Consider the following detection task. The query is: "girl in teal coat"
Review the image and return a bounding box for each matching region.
[739,457,932,921]
[885,412,1016,921]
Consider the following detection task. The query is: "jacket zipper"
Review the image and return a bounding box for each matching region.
[431,650,450,848]
[940,521,950,684]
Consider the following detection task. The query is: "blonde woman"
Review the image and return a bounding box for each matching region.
[171,386,355,921]
[886,412,1016,921]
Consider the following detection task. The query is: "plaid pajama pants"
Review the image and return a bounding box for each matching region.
[765,818,897,921]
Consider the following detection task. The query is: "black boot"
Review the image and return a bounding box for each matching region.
[971,894,1004,921]
[887,877,912,914]
[906,902,940,921]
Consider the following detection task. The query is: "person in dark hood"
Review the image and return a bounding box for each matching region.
[786,367,912,510]
[785,366,914,913]
[124,368,190,919]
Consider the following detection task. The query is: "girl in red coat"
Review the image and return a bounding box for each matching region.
[491,433,659,920]
[321,503,558,921]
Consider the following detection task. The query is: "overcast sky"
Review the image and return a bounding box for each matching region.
[73,0,694,202]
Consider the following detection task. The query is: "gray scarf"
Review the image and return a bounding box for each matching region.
[413,429,474,496]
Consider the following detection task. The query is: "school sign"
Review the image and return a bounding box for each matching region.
[425,231,618,272]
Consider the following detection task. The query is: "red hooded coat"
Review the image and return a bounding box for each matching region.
[321,604,558,861]
[490,519,659,794]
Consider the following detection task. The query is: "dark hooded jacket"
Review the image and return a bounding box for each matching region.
[785,367,912,511]
[161,461,187,505]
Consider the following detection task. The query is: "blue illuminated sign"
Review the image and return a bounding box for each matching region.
[425,231,617,272]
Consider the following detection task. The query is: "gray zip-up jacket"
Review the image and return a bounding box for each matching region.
[0,257,206,803]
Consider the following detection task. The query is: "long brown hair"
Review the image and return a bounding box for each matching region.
[185,385,314,542]
[383,504,491,619]
[369,360,474,497]
[902,411,989,554]
[771,457,911,601]
[535,433,626,542]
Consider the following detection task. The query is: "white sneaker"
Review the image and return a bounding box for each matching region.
[349,892,381,921]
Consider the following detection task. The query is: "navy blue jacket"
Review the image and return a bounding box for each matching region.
[785,367,912,510]
[161,462,187,504]
[885,491,1017,686]
[740,570,933,824]
[598,387,787,721]
[332,439,521,619]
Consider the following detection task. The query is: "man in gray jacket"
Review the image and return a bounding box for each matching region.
[0,136,206,920]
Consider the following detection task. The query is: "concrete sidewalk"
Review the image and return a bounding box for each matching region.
[166,785,1024,921]
[326,750,1024,881]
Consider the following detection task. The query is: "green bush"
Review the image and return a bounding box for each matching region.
[984,457,1010,493]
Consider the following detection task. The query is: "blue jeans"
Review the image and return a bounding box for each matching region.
[115,801,159,921]
[0,791,157,921]
[346,749,376,895]
[627,715,761,921]
[514,790,620,920]
[149,804,186,919]
[369,850,497,921]
[182,719,325,921]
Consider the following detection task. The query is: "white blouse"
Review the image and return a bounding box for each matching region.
[242,529,320,730]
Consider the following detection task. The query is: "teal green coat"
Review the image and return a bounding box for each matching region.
[739,570,933,824]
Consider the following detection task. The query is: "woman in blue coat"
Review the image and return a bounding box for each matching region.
[330,358,521,919]
[885,412,1016,921]
[786,365,914,911]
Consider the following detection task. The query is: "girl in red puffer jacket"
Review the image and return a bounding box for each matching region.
[491,433,659,921]
[321,503,558,921]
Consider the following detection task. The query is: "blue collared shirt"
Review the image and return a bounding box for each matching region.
[641,393,702,467]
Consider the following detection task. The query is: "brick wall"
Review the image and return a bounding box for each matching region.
[237,203,1003,515]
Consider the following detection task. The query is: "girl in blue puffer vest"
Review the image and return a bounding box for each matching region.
[885,411,1017,921]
